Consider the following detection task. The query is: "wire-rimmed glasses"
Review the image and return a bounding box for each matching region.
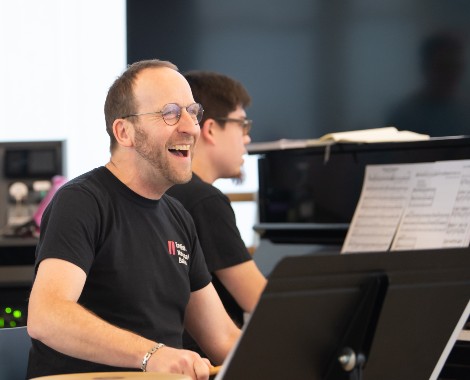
[121,103,204,126]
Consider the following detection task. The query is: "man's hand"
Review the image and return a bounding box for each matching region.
[147,346,212,380]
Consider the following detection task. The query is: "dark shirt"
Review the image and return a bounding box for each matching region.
[167,174,252,354]
[27,167,211,378]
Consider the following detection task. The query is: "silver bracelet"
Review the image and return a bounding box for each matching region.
[141,343,165,372]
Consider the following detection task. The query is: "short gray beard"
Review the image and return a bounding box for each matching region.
[133,123,192,185]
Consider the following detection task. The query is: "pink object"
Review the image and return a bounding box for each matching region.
[33,175,68,228]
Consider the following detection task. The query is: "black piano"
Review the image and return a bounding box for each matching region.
[250,136,470,379]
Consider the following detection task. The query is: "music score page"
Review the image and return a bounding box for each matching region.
[341,160,470,253]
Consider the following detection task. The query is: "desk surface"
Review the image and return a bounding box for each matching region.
[31,372,191,380]
[0,236,37,247]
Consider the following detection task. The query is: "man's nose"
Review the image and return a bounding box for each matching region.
[176,110,201,137]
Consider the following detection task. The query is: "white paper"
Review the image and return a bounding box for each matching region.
[392,160,470,250]
[341,160,470,253]
[319,126,429,143]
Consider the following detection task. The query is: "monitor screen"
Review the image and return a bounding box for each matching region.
[4,147,60,179]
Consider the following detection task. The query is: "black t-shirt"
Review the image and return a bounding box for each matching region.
[167,174,252,327]
[27,167,211,378]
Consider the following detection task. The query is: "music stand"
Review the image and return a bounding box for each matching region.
[216,247,470,380]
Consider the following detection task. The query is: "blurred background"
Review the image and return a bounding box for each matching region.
[0,0,469,247]
[1,0,469,176]
[0,0,470,338]
[128,0,470,142]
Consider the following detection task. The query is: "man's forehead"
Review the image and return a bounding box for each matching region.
[134,66,175,87]
[133,67,192,103]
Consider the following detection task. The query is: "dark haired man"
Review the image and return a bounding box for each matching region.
[167,71,266,355]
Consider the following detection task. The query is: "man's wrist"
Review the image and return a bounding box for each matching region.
[141,342,165,372]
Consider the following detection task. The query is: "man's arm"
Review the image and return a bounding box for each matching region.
[184,282,242,365]
[215,260,267,313]
[28,258,211,379]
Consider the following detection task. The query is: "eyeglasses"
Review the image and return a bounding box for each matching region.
[121,103,204,126]
[214,117,253,135]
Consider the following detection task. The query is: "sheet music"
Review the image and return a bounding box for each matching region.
[341,160,470,253]
[392,160,470,250]
[341,163,427,253]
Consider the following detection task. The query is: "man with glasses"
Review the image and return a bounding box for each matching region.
[167,71,267,356]
[26,60,240,380]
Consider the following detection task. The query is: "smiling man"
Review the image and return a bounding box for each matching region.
[26,60,240,380]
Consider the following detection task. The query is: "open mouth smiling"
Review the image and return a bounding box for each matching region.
[168,144,190,157]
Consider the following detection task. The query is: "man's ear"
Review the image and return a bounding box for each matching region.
[113,119,134,147]
[200,118,218,145]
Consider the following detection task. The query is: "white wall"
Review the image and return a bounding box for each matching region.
[0,1,258,247]
[0,0,127,179]
[214,154,260,248]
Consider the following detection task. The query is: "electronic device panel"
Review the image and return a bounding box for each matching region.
[0,141,64,236]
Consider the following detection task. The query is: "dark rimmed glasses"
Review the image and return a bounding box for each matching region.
[214,117,253,135]
[121,102,204,126]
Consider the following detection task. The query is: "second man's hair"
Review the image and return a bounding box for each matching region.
[184,71,251,126]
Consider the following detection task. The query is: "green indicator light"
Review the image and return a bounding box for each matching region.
[9,321,16,327]
[13,310,22,319]
[0,318,4,328]
[5,307,12,314]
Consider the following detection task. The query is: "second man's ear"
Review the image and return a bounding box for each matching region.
[200,118,218,145]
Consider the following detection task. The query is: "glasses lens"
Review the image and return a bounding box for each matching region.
[161,104,181,125]
[187,103,204,124]
[243,121,252,135]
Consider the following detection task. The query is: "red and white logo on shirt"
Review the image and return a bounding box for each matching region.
[168,240,189,265]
